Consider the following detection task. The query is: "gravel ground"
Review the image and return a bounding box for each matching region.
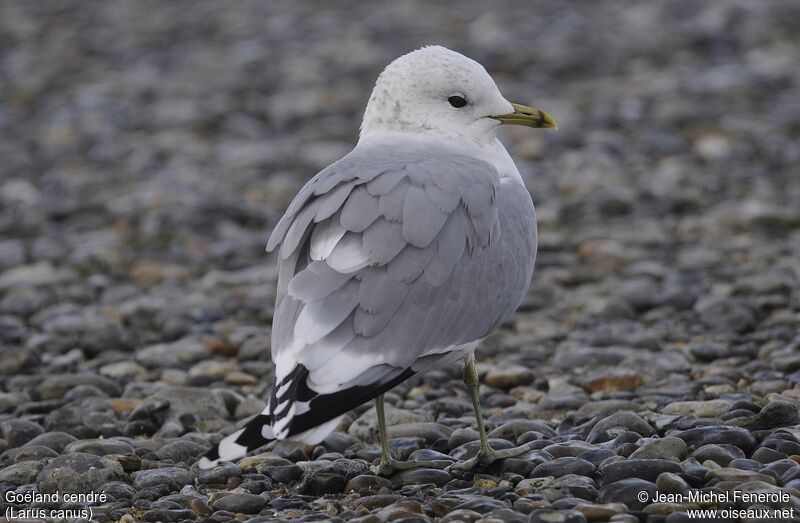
[2,1,800,522]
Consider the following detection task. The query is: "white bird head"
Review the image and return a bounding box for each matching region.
[359,46,556,144]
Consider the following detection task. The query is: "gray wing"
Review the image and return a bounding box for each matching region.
[265,141,536,439]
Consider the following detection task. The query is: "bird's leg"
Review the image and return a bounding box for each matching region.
[370,393,443,476]
[374,393,392,472]
[449,355,536,472]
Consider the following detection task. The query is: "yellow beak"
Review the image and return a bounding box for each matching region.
[492,103,557,129]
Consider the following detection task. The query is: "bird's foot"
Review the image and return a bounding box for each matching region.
[448,441,537,472]
[371,456,443,476]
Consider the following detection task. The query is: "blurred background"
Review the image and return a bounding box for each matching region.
[1,3,800,518]
[1,0,799,427]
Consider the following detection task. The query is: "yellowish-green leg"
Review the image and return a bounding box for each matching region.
[449,355,537,472]
[370,393,440,476]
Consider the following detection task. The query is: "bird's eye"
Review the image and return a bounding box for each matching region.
[448,95,467,108]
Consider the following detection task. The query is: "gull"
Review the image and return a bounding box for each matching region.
[199,45,556,474]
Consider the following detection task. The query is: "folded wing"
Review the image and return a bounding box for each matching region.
[261,140,535,442]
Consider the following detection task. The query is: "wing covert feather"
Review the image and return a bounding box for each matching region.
[268,141,534,415]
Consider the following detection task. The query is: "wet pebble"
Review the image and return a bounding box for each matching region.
[1,419,44,447]
[212,493,267,514]
[532,457,595,478]
[391,468,451,487]
[37,452,125,493]
[529,508,588,523]
[132,466,194,491]
[298,458,370,495]
[598,478,658,510]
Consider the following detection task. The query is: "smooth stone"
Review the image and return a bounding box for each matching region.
[298,458,370,495]
[488,420,555,441]
[531,457,596,479]
[269,497,309,510]
[321,431,361,453]
[578,369,644,394]
[540,474,598,501]
[452,497,508,514]
[23,431,78,452]
[441,509,483,522]
[388,422,452,442]
[727,400,799,430]
[483,364,534,388]
[499,457,536,477]
[760,437,800,456]
[135,338,209,369]
[706,467,776,485]
[349,405,432,443]
[449,427,481,449]
[100,480,136,500]
[751,447,788,464]
[0,444,59,464]
[155,439,210,463]
[537,394,589,411]
[574,503,627,520]
[749,380,792,397]
[212,493,267,514]
[529,508,588,523]
[1,419,45,447]
[374,500,426,520]
[671,426,758,454]
[132,466,194,491]
[728,458,762,471]
[663,400,732,418]
[600,459,682,484]
[37,452,125,493]
[355,494,403,511]
[315,451,344,461]
[237,453,290,472]
[575,401,642,419]
[197,461,242,485]
[578,449,617,467]
[391,468,451,487]
[0,459,44,484]
[664,513,692,523]
[345,474,393,494]
[37,373,121,400]
[690,444,744,466]
[387,436,425,460]
[64,438,134,456]
[439,509,483,523]
[656,472,690,494]
[587,412,654,443]
[629,437,688,461]
[140,386,229,429]
[263,463,304,483]
[485,508,527,522]
[598,478,657,510]
[762,459,797,479]
[141,508,197,521]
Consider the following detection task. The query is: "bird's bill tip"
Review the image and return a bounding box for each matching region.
[492,103,558,130]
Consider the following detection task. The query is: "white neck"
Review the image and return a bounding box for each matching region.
[357,131,524,185]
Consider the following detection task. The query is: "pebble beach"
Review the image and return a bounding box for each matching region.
[1,1,800,522]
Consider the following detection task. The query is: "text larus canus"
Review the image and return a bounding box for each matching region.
[199,45,556,474]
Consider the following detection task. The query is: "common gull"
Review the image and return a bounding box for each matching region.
[200,45,556,474]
